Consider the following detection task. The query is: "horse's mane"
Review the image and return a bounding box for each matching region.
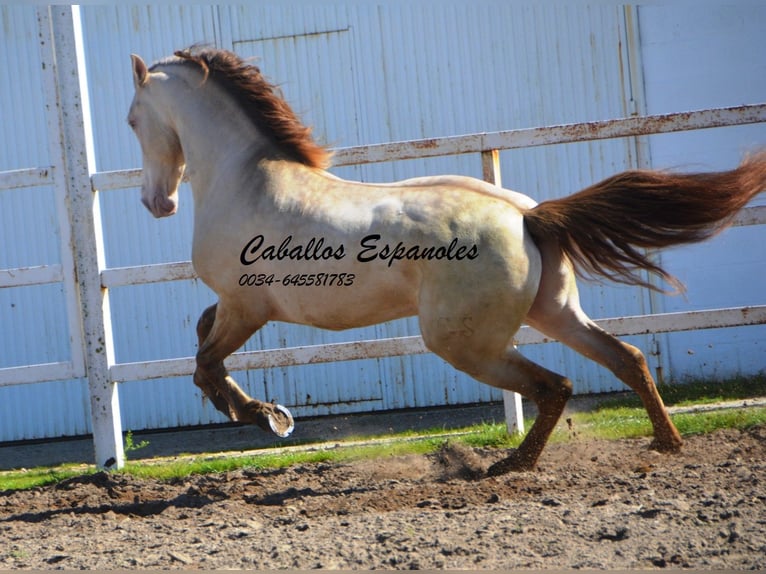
[163,47,332,169]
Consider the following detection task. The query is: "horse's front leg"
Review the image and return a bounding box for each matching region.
[194,302,294,437]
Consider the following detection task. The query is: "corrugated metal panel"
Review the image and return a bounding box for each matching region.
[0,8,50,171]
[4,4,761,442]
[1,4,640,440]
[0,6,90,441]
[638,5,766,380]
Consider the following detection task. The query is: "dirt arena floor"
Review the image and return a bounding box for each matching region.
[1,423,764,570]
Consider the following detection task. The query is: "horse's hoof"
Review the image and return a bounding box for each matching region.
[486,451,536,476]
[486,459,512,477]
[649,436,683,453]
[250,401,294,437]
[268,403,295,437]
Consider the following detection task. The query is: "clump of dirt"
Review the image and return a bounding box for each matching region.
[434,440,487,479]
[1,426,764,569]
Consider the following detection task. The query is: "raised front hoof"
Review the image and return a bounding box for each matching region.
[486,450,537,476]
[250,401,295,438]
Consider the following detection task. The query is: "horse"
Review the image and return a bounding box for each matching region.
[127,46,766,475]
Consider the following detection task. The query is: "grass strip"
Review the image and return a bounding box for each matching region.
[1,375,764,491]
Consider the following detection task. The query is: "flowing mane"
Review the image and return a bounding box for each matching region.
[165,47,332,169]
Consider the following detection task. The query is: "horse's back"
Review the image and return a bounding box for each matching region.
[392,174,538,211]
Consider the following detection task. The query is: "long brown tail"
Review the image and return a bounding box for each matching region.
[523,151,766,292]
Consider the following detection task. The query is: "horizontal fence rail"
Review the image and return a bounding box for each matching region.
[4,104,766,391]
[0,264,64,289]
[3,43,765,467]
[0,361,85,387]
[0,167,55,190]
[330,103,766,166]
[93,102,766,390]
[109,306,766,383]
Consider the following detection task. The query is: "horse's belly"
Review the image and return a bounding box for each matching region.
[262,273,419,330]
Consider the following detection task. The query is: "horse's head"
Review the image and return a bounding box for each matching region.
[128,54,184,218]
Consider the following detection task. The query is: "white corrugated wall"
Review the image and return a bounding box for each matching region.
[0,4,762,442]
[0,7,92,442]
[75,3,638,436]
[637,5,766,379]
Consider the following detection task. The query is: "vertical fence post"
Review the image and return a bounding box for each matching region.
[39,6,124,469]
[480,149,525,435]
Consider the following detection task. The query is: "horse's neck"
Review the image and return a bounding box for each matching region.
[171,85,265,202]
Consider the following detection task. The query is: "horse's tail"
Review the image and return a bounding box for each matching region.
[523,151,766,292]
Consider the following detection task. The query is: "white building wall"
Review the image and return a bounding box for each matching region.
[0,7,92,442]
[638,5,766,380]
[0,4,763,442]
[79,4,641,435]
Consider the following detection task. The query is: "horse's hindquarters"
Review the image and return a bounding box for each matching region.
[418,212,542,369]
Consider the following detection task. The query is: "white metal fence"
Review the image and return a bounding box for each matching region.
[1,7,765,469]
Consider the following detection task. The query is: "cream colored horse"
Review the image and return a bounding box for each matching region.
[128,47,766,474]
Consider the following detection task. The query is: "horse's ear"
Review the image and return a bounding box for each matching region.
[131,54,149,88]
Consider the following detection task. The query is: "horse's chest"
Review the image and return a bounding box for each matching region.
[190,229,240,290]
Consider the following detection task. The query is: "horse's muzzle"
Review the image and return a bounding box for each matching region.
[142,192,177,218]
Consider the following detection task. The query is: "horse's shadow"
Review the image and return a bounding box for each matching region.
[0,469,384,523]
[244,484,378,507]
[0,472,228,524]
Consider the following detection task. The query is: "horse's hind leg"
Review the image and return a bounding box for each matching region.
[480,350,573,474]
[530,311,682,452]
[526,258,682,453]
[420,309,572,473]
[194,302,294,437]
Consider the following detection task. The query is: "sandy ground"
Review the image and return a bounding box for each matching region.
[1,422,764,570]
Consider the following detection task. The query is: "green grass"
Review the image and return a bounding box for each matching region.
[121,436,452,482]
[556,374,766,443]
[596,373,766,410]
[1,374,763,491]
[562,404,765,443]
[0,465,92,491]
